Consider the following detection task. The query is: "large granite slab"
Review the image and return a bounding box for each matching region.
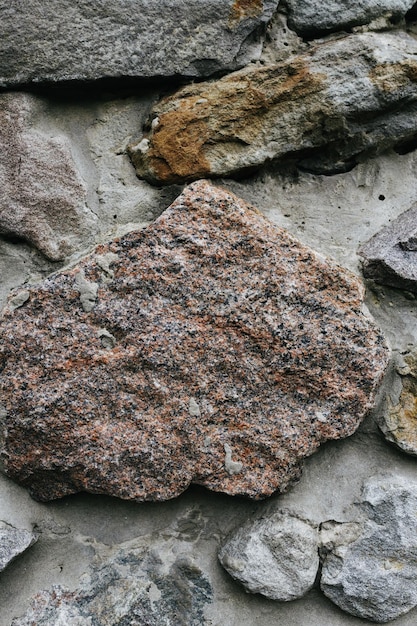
[0,181,389,502]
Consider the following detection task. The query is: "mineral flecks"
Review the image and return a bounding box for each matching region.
[321,476,417,623]
[0,0,279,87]
[0,93,92,261]
[219,511,319,600]
[0,521,37,573]
[0,181,389,502]
[129,31,417,184]
[12,536,212,626]
[359,203,417,293]
[285,0,415,38]
[378,349,417,455]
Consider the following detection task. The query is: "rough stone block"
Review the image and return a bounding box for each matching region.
[0,0,279,87]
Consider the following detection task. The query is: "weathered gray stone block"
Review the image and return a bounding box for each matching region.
[12,535,212,625]
[0,0,279,87]
[359,203,417,293]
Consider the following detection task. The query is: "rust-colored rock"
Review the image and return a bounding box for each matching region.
[379,350,417,455]
[129,31,417,184]
[0,181,389,502]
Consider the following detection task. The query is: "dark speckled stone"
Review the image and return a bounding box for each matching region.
[0,181,389,502]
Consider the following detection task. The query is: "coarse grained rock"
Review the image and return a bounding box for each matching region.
[359,202,417,293]
[11,536,212,625]
[0,0,279,87]
[0,92,93,261]
[377,349,417,455]
[285,0,415,38]
[0,521,37,572]
[218,510,319,600]
[0,181,389,502]
[129,30,417,184]
[320,475,417,622]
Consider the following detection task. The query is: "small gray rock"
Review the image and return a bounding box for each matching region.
[219,511,319,601]
[359,203,417,293]
[286,0,415,37]
[0,0,279,87]
[321,475,417,622]
[0,521,37,572]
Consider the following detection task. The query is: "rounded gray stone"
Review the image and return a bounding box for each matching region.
[219,510,319,601]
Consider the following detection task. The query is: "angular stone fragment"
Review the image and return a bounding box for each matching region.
[0,521,37,572]
[219,511,319,600]
[0,181,389,502]
[129,31,417,184]
[285,0,415,38]
[0,0,279,87]
[12,536,212,625]
[0,93,92,261]
[378,349,417,454]
[359,203,417,293]
[321,476,417,622]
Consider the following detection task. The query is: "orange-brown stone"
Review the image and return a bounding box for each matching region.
[0,181,389,502]
[129,31,417,184]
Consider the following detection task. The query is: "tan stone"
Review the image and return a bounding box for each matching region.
[381,351,417,455]
[129,31,417,184]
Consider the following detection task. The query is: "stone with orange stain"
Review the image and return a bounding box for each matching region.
[0,181,388,503]
[229,0,264,26]
[378,349,417,455]
[129,31,417,184]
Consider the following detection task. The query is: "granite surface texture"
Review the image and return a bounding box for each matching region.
[0,181,389,502]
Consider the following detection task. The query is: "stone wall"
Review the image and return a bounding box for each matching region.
[2,2,417,624]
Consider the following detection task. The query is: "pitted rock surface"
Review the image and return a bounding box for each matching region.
[0,181,389,502]
[129,31,417,184]
[0,0,279,87]
[359,203,417,293]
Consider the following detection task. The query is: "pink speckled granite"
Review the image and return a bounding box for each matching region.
[0,181,389,502]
